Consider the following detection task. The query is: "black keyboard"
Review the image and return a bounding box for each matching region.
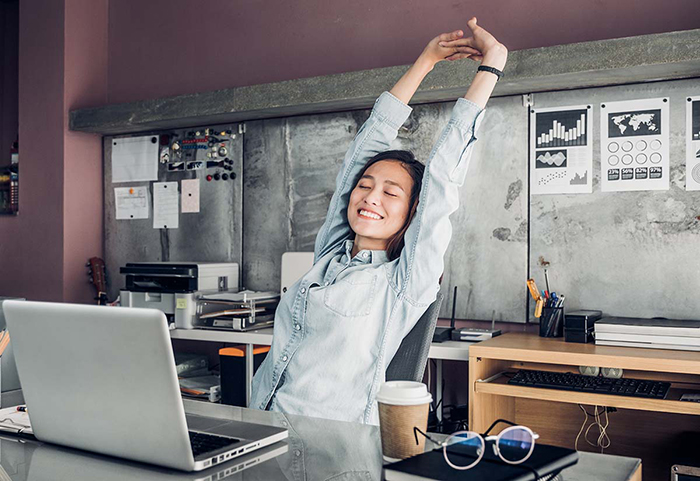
[508,369,670,399]
[189,431,239,457]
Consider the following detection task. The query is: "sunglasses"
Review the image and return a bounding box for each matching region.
[414,419,540,470]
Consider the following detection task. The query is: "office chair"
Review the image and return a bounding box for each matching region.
[386,292,444,383]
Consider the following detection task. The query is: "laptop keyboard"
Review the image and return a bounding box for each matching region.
[189,431,239,457]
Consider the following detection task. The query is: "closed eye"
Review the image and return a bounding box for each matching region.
[358,185,370,190]
[385,191,397,197]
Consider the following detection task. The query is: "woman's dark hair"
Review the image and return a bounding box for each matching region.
[353,150,425,261]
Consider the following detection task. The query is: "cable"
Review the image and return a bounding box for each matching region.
[585,406,611,452]
[575,405,588,450]
[576,404,612,453]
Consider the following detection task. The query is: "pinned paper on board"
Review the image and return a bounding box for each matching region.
[686,97,700,191]
[114,186,149,220]
[111,135,159,183]
[530,105,593,195]
[181,179,200,213]
[600,97,670,192]
[153,182,179,229]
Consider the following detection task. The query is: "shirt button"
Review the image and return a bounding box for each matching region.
[281,421,289,427]
[294,324,301,330]
[324,281,329,286]
[362,252,369,258]
[282,355,288,362]
[300,287,306,294]
[294,450,301,457]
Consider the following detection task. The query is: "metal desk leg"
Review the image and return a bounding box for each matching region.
[245,344,254,407]
[436,359,443,422]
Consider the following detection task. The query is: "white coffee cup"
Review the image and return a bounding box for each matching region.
[376,381,433,461]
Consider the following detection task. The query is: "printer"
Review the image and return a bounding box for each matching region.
[120,262,239,329]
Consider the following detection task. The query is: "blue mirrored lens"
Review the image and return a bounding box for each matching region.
[445,432,483,467]
[498,428,533,463]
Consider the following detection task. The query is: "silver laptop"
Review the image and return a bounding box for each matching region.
[2,300,287,472]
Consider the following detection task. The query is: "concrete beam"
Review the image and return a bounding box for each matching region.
[71,28,700,135]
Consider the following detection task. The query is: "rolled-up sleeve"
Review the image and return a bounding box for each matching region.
[313,92,413,262]
[393,98,486,307]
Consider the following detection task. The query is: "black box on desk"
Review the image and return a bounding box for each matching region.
[219,345,269,406]
[564,310,602,344]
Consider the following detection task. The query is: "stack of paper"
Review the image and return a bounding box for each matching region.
[595,317,700,351]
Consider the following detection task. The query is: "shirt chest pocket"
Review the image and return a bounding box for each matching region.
[323,272,377,317]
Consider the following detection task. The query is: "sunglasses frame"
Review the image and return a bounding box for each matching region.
[440,424,540,470]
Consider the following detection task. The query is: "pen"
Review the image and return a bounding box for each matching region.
[16,406,27,413]
[544,268,551,295]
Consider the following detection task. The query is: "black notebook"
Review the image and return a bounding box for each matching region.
[383,443,578,481]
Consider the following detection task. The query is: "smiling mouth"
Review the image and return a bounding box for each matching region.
[358,209,383,220]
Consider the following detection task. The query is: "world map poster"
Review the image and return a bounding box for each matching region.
[601,98,669,192]
[530,105,593,195]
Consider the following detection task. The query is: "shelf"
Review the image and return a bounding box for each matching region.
[70,29,700,134]
[170,328,274,346]
[171,328,474,361]
[474,374,700,416]
[469,333,700,375]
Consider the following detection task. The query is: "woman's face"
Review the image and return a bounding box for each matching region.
[348,160,414,249]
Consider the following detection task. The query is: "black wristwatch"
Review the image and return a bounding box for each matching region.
[477,65,504,80]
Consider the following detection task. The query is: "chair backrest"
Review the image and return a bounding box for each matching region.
[386,292,444,383]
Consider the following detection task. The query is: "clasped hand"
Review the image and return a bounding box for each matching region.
[420,17,507,70]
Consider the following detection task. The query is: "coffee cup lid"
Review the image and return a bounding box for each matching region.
[376,381,432,406]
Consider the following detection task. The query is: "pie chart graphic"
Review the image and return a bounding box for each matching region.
[693,163,700,185]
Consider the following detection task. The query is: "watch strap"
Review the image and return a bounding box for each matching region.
[477,65,504,80]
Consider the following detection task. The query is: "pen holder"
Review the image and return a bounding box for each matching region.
[539,307,565,338]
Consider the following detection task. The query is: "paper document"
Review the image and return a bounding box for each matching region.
[153,182,179,229]
[530,105,593,194]
[686,97,700,191]
[111,135,159,183]
[114,186,149,220]
[0,406,32,435]
[181,179,200,213]
[601,97,669,192]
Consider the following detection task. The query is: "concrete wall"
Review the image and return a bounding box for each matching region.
[104,127,244,300]
[241,97,528,321]
[107,77,700,322]
[106,0,700,105]
[529,78,700,320]
[240,79,699,322]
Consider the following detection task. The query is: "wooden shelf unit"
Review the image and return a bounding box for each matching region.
[469,333,700,481]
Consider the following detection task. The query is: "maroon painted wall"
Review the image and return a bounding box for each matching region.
[1,0,66,301]
[106,0,700,105]
[0,1,18,166]
[62,0,108,303]
[0,0,107,303]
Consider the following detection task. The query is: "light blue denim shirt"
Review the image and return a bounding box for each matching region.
[250,91,485,424]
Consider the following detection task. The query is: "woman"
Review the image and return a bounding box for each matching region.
[251,18,507,424]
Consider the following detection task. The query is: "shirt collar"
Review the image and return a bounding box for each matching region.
[341,239,388,264]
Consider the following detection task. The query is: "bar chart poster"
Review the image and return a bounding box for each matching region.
[530,105,593,195]
[601,97,669,192]
[687,97,700,191]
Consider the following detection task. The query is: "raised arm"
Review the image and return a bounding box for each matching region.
[313,28,472,262]
[392,18,509,306]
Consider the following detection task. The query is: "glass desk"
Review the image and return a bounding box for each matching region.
[0,400,640,481]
